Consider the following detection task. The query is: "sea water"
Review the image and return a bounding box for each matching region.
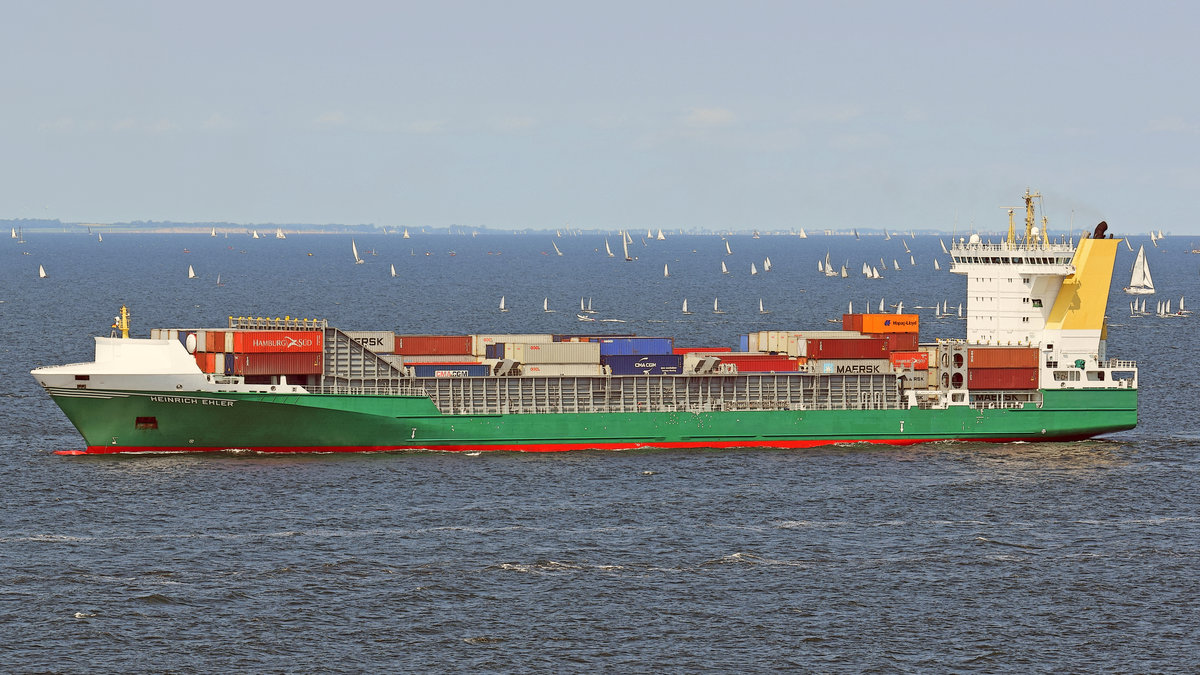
[1,231,1197,671]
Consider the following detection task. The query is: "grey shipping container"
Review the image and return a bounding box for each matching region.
[508,342,600,364]
[809,359,892,375]
[345,330,394,354]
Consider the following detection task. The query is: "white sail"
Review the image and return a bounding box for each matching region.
[798,228,807,238]
[390,264,397,278]
[499,296,507,312]
[895,301,903,314]
[38,264,47,278]
[862,262,870,276]
[849,301,854,314]
[884,230,891,240]
[824,253,837,277]
[750,262,758,275]
[713,297,724,314]
[553,241,563,256]
[216,274,221,286]
[871,266,881,279]
[664,263,669,277]
[544,298,555,313]
[840,265,848,278]
[879,298,885,312]
[210,227,216,237]
[682,299,691,314]
[252,230,260,239]
[1125,238,1133,251]
[940,239,949,254]
[764,257,771,272]
[1124,245,1155,294]
[10,227,16,239]
[188,264,197,279]
[957,303,963,318]
[623,231,631,261]
[605,238,614,257]
[657,229,666,241]
[893,259,900,271]
[910,255,916,266]
[725,240,732,255]
[97,233,102,242]
[275,227,286,239]
[352,240,364,264]
[934,259,940,270]
[722,260,729,274]
[817,260,823,273]
[759,299,768,314]
[403,228,410,239]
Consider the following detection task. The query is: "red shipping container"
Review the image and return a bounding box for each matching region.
[806,337,890,359]
[880,333,920,351]
[842,314,864,332]
[890,351,930,370]
[232,330,323,353]
[205,331,221,353]
[194,351,206,371]
[718,354,804,372]
[967,347,1039,369]
[393,335,472,355]
[967,367,1039,390]
[233,352,323,376]
[204,352,217,373]
[673,347,733,354]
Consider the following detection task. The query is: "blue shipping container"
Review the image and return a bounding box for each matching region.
[223,353,234,376]
[602,354,684,375]
[596,337,675,356]
[739,334,750,352]
[484,343,506,359]
[412,363,491,378]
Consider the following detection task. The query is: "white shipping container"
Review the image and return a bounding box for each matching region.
[898,370,930,389]
[808,359,892,375]
[747,332,760,353]
[195,330,207,352]
[224,331,234,353]
[508,341,600,364]
[521,363,605,376]
[214,352,226,374]
[345,330,395,354]
[472,333,554,356]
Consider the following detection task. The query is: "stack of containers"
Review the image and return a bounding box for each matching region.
[889,350,931,388]
[507,341,602,376]
[966,346,1040,389]
[231,330,324,378]
[394,334,485,377]
[596,337,682,375]
[801,313,922,375]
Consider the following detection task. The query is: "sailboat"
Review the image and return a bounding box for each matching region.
[824,252,838,277]
[721,260,729,274]
[188,265,197,279]
[552,241,563,256]
[38,264,47,279]
[252,230,260,239]
[725,240,732,255]
[543,298,555,313]
[870,266,882,279]
[499,296,508,312]
[878,298,886,313]
[759,299,769,314]
[957,303,964,319]
[840,264,848,278]
[934,259,941,271]
[605,238,614,257]
[10,227,16,239]
[909,255,916,266]
[657,229,666,241]
[352,240,364,264]
[1123,245,1155,294]
[215,274,223,287]
[390,264,397,278]
[97,233,102,243]
[403,228,410,239]
[884,230,891,240]
[210,227,216,237]
[902,240,911,253]
[623,232,632,261]
[940,239,949,254]
[862,262,870,276]
[895,301,904,314]
[798,228,807,238]
[750,263,758,275]
[580,297,596,314]
[275,228,286,239]
[763,257,772,272]
[893,259,901,271]
[682,299,692,315]
[713,298,725,314]
[1125,238,1134,251]
[664,263,669,277]
[817,260,823,273]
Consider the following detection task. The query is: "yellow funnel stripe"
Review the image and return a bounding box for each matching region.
[1046,238,1119,331]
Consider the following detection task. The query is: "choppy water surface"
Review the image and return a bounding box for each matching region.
[2,232,1198,671]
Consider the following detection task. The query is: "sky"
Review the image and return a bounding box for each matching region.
[3,1,1198,233]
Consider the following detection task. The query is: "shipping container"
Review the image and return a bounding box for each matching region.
[552,333,637,343]
[717,354,804,372]
[194,330,207,352]
[394,335,472,356]
[411,363,491,378]
[602,354,685,375]
[233,352,324,376]
[673,346,733,354]
[879,332,920,351]
[890,351,930,370]
[345,331,394,354]
[522,363,606,376]
[203,352,217,373]
[214,353,226,375]
[898,370,930,389]
[809,359,891,375]
[193,351,205,372]
[967,347,1039,369]
[739,334,750,352]
[233,330,324,354]
[400,354,475,363]
[967,367,1039,390]
[473,334,553,356]
[806,337,890,359]
[507,341,600,364]
[595,337,674,356]
[861,314,919,334]
[204,330,222,353]
[842,314,864,332]
[223,353,234,376]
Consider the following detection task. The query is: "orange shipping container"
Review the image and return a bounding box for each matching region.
[232,330,324,353]
[890,351,930,370]
[967,367,1039,390]
[861,314,919,334]
[394,335,473,355]
[233,352,324,376]
[967,347,1039,369]
[204,352,217,373]
[205,331,223,353]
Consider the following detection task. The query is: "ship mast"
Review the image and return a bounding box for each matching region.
[112,305,130,339]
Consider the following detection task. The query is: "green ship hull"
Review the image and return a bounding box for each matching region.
[47,387,1137,454]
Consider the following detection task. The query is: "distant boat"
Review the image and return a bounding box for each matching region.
[605,238,614,257]
[38,264,47,279]
[713,298,725,314]
[580,297,596,314]
[10,227,16,239]
[216,274,223,286]
[884,230,891,240]
[623,231,632,261]
[188,265,197,279]
[553,241,563,256]
[902,240,911,253]
[1124,245,1155,295]
[499,296,508,312]
[893,259,901,271]
[656,229,666,241]
[721,260,729,274]
[895,301,904,314]
[823,252,837,277]
[753,230,761,239]
[870,266,882,279]
[390,264,397,278]
[682,299,692,315]
[934,259,941,270]
[910,255,916,266]
[275,228,286,239]
[664,263,669,277]
[210,227,216,237]
[403,228,410,239]
[940,239,949,254]
[798,228,807,238]
[853,229,859,240]
[543,298,555,313]
[577,314,596,322]
[840,264,848,278]
[725,240,732,255]
[97,233,102,243]
[759,299,769,314]
[252,230,260,239]
[1126,238,1134,251]
[352,240,364,264]
[750,262,758,275]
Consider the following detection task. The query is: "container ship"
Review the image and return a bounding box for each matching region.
[33,195,1138,454]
